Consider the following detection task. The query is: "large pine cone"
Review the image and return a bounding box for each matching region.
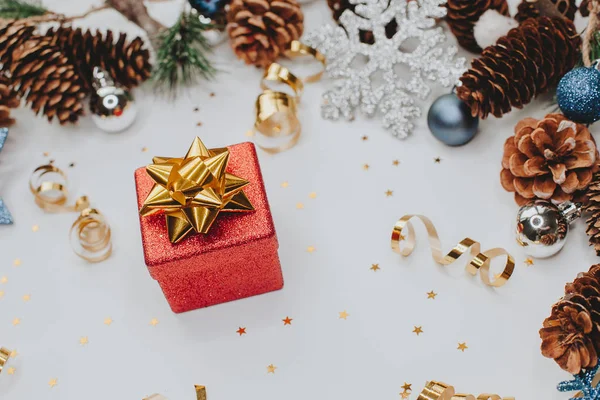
[500,114,599,206]
[45,26,151,90]
[10,37,85,124]
[457,17,581,119]
[541,265,600,374]
[0,21,35,71]
[515,0,578,23]
[585,173,600,256]
[446,0,510,53]
[0,74,19,127]
[226,0,304,68]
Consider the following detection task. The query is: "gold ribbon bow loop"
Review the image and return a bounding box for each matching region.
[140,137,254,244]
[391,215,515,288]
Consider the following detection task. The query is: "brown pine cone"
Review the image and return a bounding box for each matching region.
[0,21,35,71]
[45,26,151,90]
[226,0,304,68]
[10,37,85,124]
[500,113,599,206]
[585,173,600,255]
[541,265,600,374]
[446,0,510,53]
[0,74,19,127]
[457,17,581,119]
[515,0,578,23]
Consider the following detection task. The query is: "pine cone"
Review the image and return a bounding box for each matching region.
[45,26,151,90]
[515,0,578,23]
[0,74,19,127]
[457,17,581,119]
[226,0,304,68]
[585,173,600,255]
[10,37,85,124]
[581,0,591,17]
[500,113,599,206]
[0,21,35,71]
[445,0,510,53]
[541,265,600,374]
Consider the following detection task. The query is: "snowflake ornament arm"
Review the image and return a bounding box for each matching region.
[558,363,600,400]
[305,0,465,139]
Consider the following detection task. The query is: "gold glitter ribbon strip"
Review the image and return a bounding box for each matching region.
[417,381,514,400]
[391,215,515,287]
[143,385,206,400]
[0,347,10,374]
[30,164,112,263]
[253,41,325,154]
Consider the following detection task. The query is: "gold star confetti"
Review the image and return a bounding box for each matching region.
[236,327,247,336]
[7,367,15,375]
[1,276,7,284]
[296,203,304,210]
[267,364,277,374]
[13,259,21,267]
[12,318,20,326]
[196,122,203,127]
[142,147,148,152]
[22,294,31,302]
[48,378,58,388]
[434,157,442,163]
[281,181,289,188]
[370,264,381,272]
[402,383,412,392]
[524,258,534,266]
[32,225,39,232]
[309,192,317,199]
[361,135,369,141]
[43,152,50,157]
[393,160,400,166]
[401,391,410,399]
[363,164,370,170]
[283,317,293,325]
[9,350,17,358]
[413,326,423,336]
[150,318,159,326]
[210,92,216,97]
[245,130,255,137]
[307,246,315,253]
[104,317,113,326]
[339,311,349,320]
[385,190,394,197]
[0,291,4,298]
[79,337,89,346]
[427,291,437,299]
[457,342,468,352]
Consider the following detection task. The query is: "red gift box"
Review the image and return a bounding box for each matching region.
[134,141,283,313]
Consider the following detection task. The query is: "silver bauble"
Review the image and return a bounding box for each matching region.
[90,67,137,133]
[515,200,581,258]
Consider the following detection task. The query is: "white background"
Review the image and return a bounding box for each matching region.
[0,0,596,399]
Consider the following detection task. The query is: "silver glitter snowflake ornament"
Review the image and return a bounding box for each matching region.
[305,0,466,139]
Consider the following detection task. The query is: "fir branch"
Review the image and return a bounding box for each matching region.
[153,11,216,96]
[0,0,47,19]
[589,31,600,65]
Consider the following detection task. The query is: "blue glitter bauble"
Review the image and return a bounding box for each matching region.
[557,66,600,124]
[427,93,479,146]
[189,0,226,17]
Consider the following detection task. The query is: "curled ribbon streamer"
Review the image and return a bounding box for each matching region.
[284,40,327,83]
[0,347,10,374]
[417,381,514,400]
[391,215,515,287]
[143,385,206,400]
[30,164,112,263]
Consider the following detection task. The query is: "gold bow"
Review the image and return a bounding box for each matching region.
[140,137,254,244]
[417,381,514,400]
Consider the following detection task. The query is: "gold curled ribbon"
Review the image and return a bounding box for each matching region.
[143,385,206,400]
[30,164,112,263]
[0,347,10,374]
[417,381,514,400]
[261,63,304,99]
[284,40,327,83]
[391,215,515,287]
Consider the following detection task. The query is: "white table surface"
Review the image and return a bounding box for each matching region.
[0,1,595,399]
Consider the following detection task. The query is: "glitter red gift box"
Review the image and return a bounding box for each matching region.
[134,141,283,313]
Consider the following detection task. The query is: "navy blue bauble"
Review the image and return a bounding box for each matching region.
[189,0,226,17]
[557,66,600,124]
[427,93,479,146]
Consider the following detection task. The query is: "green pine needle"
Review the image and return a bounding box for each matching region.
[589,31,600,65]
[0,0,47,19]
[153,11,217,96]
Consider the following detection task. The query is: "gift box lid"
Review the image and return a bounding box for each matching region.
[134,141,277,271]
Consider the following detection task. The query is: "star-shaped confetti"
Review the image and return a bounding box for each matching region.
[48,378,58,388]
[0,291,4,298]
[427,291,437,299]
[402,383,412,392]
[267,364,277,374]
[339,311,349,320]
[9,350,17,358]
[309,192,317,199]
[32,225,39,232]
[104,317,113,326]
[0,276,7,284]
[307,246,315,253]
[7,367,15,375]
[281,181,289,188]
[363,164,370,170]
[361,135,369,141]
[413,326,423,336]
[385,190,394,197]
[393,160,400,166]
[434,157,442,163]
[370,264,381,272]
[524,258,534,266]
[245,130,255,138]
[12,318,20,326]
[142,147,148,152]
[79,337,89,346]
[401,392,410,399]
[457,342,468,352]
[236,327,247,336]
[22,294,31,302]
[150,318,159,326]
[296,203,304,210]
[282,317,293,325]
[13,259,21,267]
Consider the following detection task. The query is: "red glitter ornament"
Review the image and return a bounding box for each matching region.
[134,142,283,313]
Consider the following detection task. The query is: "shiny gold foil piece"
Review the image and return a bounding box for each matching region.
[140,137,254,244]
[391,215,515,287]
[0,347,10,374]
[417,381,513,400]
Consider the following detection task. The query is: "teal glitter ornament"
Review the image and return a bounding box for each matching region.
[557,64,600,124]
[557,362,600,400]
[188,0,227,19]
